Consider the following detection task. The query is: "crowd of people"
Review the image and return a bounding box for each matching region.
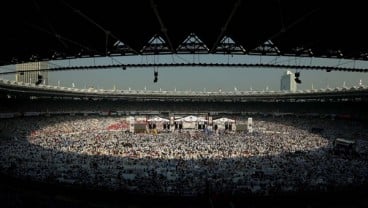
[1,115,368,196]
[1,99,365,117]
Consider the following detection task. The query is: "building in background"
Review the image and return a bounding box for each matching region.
[15,61,48,84]
[280,70,297,92]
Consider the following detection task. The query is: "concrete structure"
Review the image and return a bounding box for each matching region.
[16,61,48,84]
[280,70,297,92]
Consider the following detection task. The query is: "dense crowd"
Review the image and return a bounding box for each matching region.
[1,99,365,117]
[1,115,368,196]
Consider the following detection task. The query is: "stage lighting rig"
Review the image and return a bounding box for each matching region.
[35,75,43,85]
[294,71,302,84]
[153,70,158,83]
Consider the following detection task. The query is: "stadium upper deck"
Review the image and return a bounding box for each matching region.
[1,79,368,102]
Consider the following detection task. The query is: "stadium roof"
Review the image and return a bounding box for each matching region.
[1,0,368,66]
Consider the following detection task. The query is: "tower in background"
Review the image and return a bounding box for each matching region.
[280,70,297,92]
[15,61,48,85]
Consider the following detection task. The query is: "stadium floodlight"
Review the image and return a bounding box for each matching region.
[337,50,343,58]
[308,49,314,56]
[77,50,84,58]
[11,57,18,64]
[29,54,38,61]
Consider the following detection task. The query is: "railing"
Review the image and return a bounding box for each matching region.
[1,78,368,98]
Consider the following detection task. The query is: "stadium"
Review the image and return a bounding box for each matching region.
[1,1,368,207]
[1,78,368,207]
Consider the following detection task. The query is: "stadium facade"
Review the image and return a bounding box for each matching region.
[15,61,48,85]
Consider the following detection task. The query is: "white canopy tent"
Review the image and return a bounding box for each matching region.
[213,118,235,124]
[148,116,170,131]
[213,117,236,131]
[174,115,207,129]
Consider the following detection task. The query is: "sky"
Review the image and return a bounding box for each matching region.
[1,54,368,91]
